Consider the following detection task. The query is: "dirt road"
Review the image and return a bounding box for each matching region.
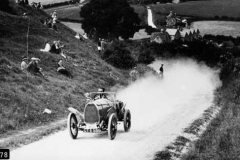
[10,97,212,160]
[10,59,221,160]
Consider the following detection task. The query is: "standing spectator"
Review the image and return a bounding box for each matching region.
[24,0,29,5]
[101,39,107,52]
[166,11,173,19]
[51,18,57,31]
[51,10,58,30]
[159,64,164,78]
[129,67,139,81]
[36,2,43,9]
[51,10,58,21]
[98,38,102,54]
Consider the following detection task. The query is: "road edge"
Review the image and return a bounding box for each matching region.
[153,104,221,160]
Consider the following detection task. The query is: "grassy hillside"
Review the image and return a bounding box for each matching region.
[0,1,130,140]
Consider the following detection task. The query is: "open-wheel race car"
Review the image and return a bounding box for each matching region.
[67,92,131,140]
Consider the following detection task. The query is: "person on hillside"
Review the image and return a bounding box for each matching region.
[40,40,51,52]
[75,33,84,41]
[98,38,102,54]
[51,10,58,21]
[51,17,58,31]
[159,64,164,78]
[166,11,173,19]
[30,2,37,8]
[50,41,63,54]
[21,57,28,71]
[101,39,107,52]
[57,59,72,78]
[129,67,139,81]
[82,32,88,39]
[27,57,46,78]
[50,41,67,58]
[46,18,53,28]
[36,2,43,10]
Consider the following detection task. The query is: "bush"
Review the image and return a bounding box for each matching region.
[0,0,14,14]
[102,41,136,69]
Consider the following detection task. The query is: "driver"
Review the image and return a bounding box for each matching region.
[94,87,106,100]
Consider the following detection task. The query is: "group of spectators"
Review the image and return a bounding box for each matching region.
[31,2,43,9]
[129,64,164,81]
[41,10,58,31]
[16,0,43,10]
[40,40,66,58]
[75,33,88,41]
[21,57,47,78]
[20,38,73,79]
[16,0,29,5]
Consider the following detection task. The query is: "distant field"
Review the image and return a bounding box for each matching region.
[192,21,240,37]
[151,0,240,18]
[45,5,82,21]
[29,0,67,5]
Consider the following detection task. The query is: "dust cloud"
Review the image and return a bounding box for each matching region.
[116,58,222,130]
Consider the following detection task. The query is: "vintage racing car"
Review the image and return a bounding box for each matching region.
[67,92,131,140]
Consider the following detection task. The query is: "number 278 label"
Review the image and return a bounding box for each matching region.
[0,149,9,159]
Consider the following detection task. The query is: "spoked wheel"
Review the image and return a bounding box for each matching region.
[67,113,78,139]
[123,109,131,132]
[108,114,118,140]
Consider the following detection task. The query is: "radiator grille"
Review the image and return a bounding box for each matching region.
[84,104,99,124]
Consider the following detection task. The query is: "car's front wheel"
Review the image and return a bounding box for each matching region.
[108,114,117,140]
[123,109,131,132]
[67,113,78,139]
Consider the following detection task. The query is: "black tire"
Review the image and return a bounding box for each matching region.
[67,113,78,139]
[108,114,118,140]
[123,109,131,132]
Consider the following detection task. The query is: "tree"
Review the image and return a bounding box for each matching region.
[80,0,141,40]
[102,41,136,69]
[0,0,13,14]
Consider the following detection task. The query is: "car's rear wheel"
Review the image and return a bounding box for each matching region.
[108,114,117,140]
[123,109,131,132]
[67,113,78,139]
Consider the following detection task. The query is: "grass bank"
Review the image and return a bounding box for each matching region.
[180,65,240,159]
[0,0,135,149]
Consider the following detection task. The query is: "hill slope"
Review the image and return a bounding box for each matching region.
[0,2,129,139]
